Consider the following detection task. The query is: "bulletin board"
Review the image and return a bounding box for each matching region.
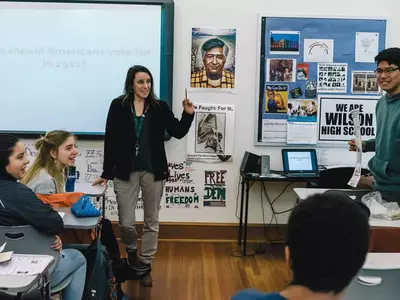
[255,15,386,146]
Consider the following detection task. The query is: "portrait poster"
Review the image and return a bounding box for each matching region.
[190,27,236,92]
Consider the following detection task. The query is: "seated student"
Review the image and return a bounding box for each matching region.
[21,130,78,194]
[21,130,130,299]
[232,192,370,300]
[0,134,86,300]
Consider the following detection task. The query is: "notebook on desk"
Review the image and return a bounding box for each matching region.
[281,149,319,178]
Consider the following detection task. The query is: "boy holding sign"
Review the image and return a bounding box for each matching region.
[349,48,400,203]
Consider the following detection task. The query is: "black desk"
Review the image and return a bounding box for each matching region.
[237,172,318,256]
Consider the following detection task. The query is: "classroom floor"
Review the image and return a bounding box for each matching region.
[120,242,290,300]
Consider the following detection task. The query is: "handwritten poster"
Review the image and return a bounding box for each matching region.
[164,161,200,208]
[203,170,227,207]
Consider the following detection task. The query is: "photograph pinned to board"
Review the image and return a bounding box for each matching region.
[317,63,347,93]
[305,80,317,98]
[287,99,318,145]
[351,71,381,94]
[355,32,379,63]
[318,95,378,142]
[290,87,303,99]
[287,99,317,122]
[303,39,334,63]
[261,84,288,144]
[265,84,288,113]
[269,30,300,55]
[297,63,309,80]
[186,103,235,163]
[267,58,296,82]
[190,27,236,92]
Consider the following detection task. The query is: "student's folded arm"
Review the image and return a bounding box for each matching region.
[13,186,64,235]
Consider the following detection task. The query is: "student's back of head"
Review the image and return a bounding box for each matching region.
[286,192,370,294]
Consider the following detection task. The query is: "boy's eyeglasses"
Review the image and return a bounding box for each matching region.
[374,67,400,75]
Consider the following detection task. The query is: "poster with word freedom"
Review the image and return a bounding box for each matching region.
[164,161,200,208]
[318,95,379,142]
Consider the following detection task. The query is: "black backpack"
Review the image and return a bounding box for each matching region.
[83,233,117,300]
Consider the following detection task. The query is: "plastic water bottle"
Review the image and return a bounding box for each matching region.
[65,166,77,192]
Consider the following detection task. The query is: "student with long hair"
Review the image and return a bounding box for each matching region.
[93,65,194,286]
[21,130,77,193]
[0,134,86,300]
[22,130,129,298]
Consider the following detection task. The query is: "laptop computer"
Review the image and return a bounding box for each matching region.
[281,148,319,178]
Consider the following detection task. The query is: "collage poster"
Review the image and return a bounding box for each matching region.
[190,27,236,91]
[186,103,235,163]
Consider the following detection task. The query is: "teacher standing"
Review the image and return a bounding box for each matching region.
[93,65,194,286]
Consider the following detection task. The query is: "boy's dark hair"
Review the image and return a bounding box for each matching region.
[286,192,369,294]
[375,47,400,67]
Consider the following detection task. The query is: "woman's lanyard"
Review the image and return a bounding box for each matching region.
[131,103,149,156]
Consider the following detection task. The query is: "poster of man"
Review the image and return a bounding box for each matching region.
[190,28,236,89]
[265,84,288,113]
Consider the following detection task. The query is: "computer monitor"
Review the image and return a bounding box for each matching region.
[240,151,261,174]
[281,149,318,175]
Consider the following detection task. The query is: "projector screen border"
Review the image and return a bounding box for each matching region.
[0,0,175,140]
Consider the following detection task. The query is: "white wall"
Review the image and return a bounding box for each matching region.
[164,0,400,224]
[23,0,400,224]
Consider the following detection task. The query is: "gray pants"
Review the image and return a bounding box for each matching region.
[113,171,165,264]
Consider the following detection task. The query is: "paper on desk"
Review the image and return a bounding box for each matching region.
[58,212,65,219]
[348,109,362,187]
[0,254,53,275]
[363,253,400,270]
[0,242,13,263]
[0,242,6,253]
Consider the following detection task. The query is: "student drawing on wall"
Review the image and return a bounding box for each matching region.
[265,90,286,113]
[190,37,235,89]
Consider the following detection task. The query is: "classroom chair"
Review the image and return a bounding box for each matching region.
[0,225,72,299]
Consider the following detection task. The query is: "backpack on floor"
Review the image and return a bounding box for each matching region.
[83,229,118,300]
